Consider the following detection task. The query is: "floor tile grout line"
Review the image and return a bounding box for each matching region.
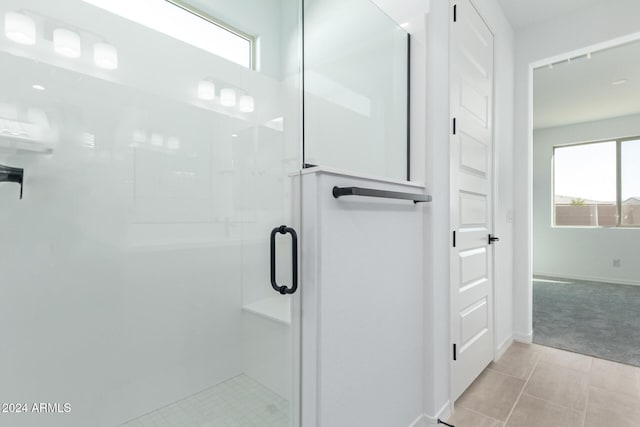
[490,355,597,415]
[515,359,591,414]
[488,349,592,381]
[582,357,595,427]
[510,388,588,416]
[486,366,529,381]
[587,381,640,397]
[455,342,640,426]
[588,353,640,399]
[502,350,541,426]
[455,404,506,425]
[518,392,586,415]
[535,358,594,376]
[582,385,589,426]
[118,374,290,427]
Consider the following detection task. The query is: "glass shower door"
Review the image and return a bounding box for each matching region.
[0,1,301,426]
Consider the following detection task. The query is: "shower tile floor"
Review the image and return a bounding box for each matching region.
[121,375,289,427]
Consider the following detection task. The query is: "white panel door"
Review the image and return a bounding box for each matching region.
[450,0,496,400]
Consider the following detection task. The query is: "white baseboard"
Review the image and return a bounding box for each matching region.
[496,336,514,360]
[409,401,452,426]
[432,401,452,424]
[409,414,429,427]
[513,330,533,344]
[412,401,452,425]
[533,272,640,287]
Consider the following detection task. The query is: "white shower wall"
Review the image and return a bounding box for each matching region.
[0,0,300,426]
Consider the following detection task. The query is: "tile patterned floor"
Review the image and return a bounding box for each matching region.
[120,375,289,427]
[447,342,640,427]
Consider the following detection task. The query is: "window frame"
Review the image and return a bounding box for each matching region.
[552,136,640,228]
[165,0,256,70]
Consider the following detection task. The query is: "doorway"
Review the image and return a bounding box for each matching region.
[531,38,640,366]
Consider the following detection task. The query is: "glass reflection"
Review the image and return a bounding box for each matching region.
[304,0,409,180]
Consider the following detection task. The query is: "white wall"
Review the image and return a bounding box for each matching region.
[513,0,640,339]
[422,0,515,418]
[300,169,425,427]
[533,114,640,285]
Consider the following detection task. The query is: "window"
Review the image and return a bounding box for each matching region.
[621,139,640,226]
[82,0,254,68]
[553,138,640,227]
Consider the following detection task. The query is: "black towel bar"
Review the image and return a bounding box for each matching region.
[332,186,431,203]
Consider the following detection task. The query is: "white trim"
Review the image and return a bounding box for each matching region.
[533,272,640,287]
[431,401,453,424]
[530,32,640,70]
[513,330,533,344]
[448,0,456,410]
[297,165,426,188]
[524,31,640,364]
[495,336,513,360]
[408,414,429,427]
[448,0,458,410]
[485,0,500,374]
[411,400,453,425]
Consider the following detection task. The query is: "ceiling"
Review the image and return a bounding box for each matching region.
[533,40,640,129]
[497,0,603,29]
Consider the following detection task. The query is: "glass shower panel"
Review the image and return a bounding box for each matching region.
[303,0,409,180]
[0,1,301,426]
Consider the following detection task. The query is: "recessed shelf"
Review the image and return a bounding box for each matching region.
[242,296,291,325]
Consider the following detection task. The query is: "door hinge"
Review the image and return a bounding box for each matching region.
[453,343,457,361]
[453,4,457,22]
[452,230,456,248]
[452,117,457,135]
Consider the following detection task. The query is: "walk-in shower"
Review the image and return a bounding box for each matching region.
[0,0,301,425]
[0,0,409,425]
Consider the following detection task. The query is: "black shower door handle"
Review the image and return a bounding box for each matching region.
[270,225,298,295]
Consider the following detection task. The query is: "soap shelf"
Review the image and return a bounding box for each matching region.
[242,296,291,325]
